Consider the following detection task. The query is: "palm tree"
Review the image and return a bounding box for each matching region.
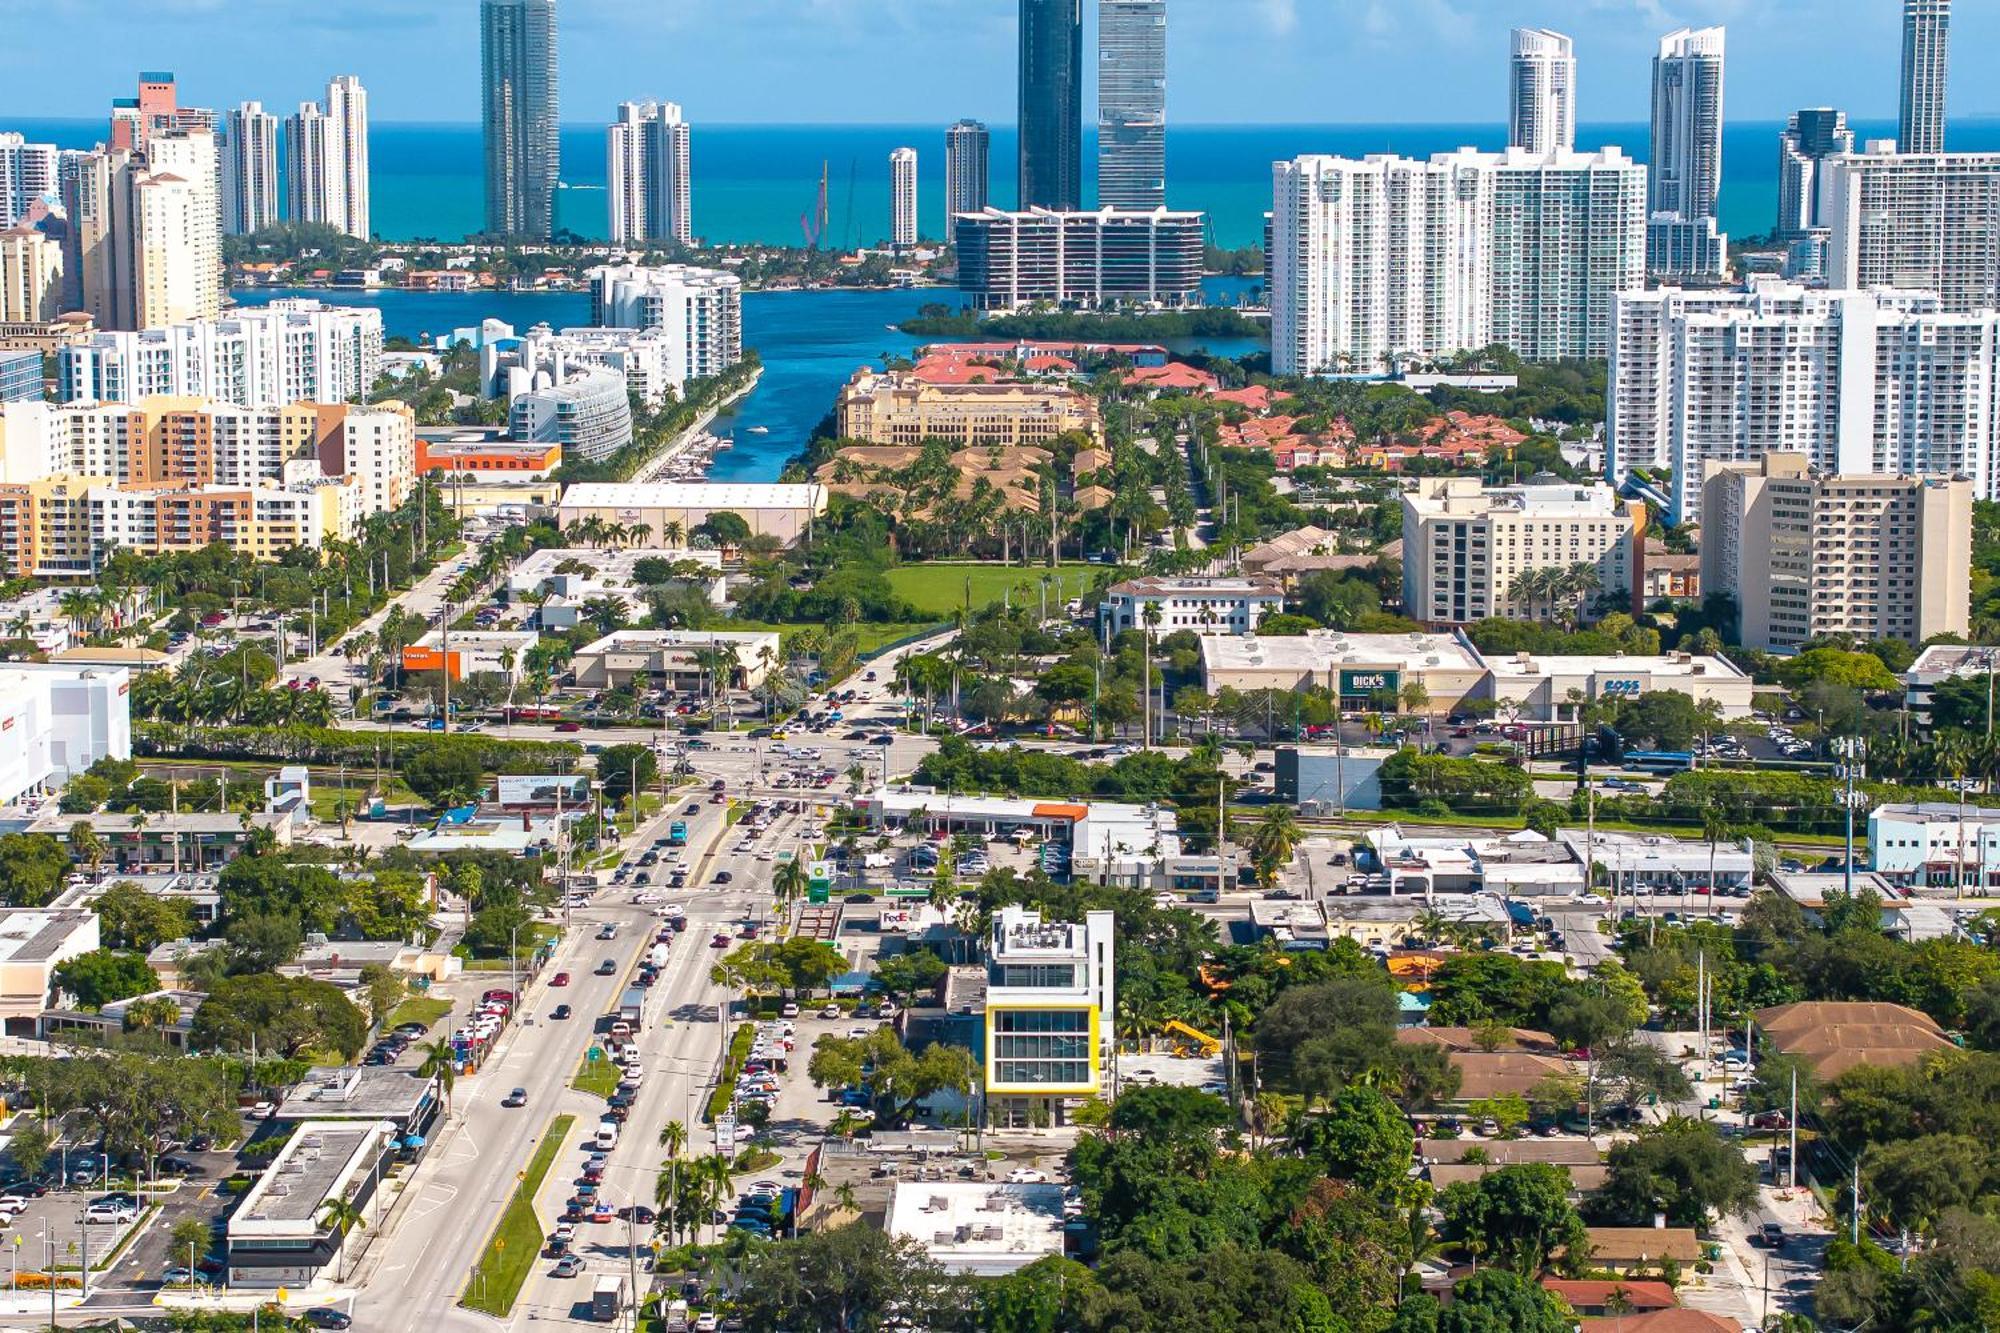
[1699,810,1732,914]
[419,1041,457,1112]
[658,1118,688,1245]
[1563,561,1603,628]
[70,823,106,881]
[1249,806,1303,887]
[773,857,810,921]
[317,1197,366,1281]
[1140,602,1164,748]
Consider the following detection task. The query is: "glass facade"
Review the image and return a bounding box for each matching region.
[991,1008,1092,1087]
[996,963,1077,989]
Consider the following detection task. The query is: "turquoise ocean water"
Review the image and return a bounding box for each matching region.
[13,118,2000,249]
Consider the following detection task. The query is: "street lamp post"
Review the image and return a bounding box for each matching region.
[1832,737,1867,900]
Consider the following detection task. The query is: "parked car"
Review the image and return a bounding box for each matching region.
[301,1311,354,1330]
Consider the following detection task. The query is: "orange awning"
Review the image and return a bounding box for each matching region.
[1032,803,1088,821]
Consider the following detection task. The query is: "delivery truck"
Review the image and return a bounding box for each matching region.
[618,986,647,1030]
[591,1273,627,1321]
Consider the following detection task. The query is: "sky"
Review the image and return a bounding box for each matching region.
[1,0,1994,127]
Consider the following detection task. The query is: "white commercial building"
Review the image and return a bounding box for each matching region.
[570,628,781,691]
[984,904,1114,1124]
[222,102,281,236]
[0,662,132,807]
[1823,146,2000,313]
[1903,643,1999,723]
[890,147,918,249]
[887,1181,1065,1277]
[1556,828,1754,892]
[1099,575,1284,636]
[59,300,383,407]
[1401,476,1641,626]
[556,481,828,547]
[1608,282,2000,522]
[285,76,370,239]
[1270,147,1645,373]
[587,264,743,380]
[606,101,692,247]
[0,909,101,1035]
[1198,629,1488,711]
[507,545,724,627]
[0,134,58,229]
[1481,651,1754,722]
[1871,802,2000,888]
[1508,29,1575,156]
[227,1120,394,1288]
[400,629,539,682]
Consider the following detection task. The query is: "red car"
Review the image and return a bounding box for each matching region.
[711,933,730,948]
[550,972,570,987]
[554,721,582,733]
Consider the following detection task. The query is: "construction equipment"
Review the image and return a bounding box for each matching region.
[1163,1020,1221,1058]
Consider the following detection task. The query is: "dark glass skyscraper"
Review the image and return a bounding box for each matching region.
[1018,0,1082,211]
[1097,0,1166,210]
[481,0,559,238]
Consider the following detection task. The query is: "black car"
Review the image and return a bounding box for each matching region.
[301,1311,353,1330]
[550,1004,572,1020]
[869,734,895,746]
[714,870,733,884]
[684,802,701,815]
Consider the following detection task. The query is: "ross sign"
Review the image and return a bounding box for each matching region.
[1599,679,1645,698]
[496,775,591,807]
[1338,669,1402,698]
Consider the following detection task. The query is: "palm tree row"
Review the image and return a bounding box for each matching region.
[563,517,659,550]
[1505,562,1603,628]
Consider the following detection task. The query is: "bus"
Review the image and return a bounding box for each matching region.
[667,821,688,847]
[1623,750,1696,774]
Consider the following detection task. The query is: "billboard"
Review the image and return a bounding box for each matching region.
[496,775,590,807]
[1338,669,1402,698]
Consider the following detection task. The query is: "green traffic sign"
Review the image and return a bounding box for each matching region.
[587,1046,603,1062]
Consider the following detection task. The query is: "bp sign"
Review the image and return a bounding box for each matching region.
[1339,669,1402,697]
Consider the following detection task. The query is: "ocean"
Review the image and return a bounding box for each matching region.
[13,117,2000,250]
[231,278,1265,486]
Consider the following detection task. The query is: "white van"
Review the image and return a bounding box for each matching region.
[594,1120,620,1150]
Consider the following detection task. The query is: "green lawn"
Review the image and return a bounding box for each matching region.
[461,1113,573,1318]
[383,996,452,1033]
[883,564,1090,618]
[573,1050,623,1098]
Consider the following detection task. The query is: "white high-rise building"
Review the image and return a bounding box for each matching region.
[284,77,369,239]
[1508,29,1575,155]
[1402,476,1641,626]
[1776,109,1853,241]
[1648,27,1726,278]
[890,147,918,249]
[222,103,280,237]
[1649,28,1725,221]
[1608,282,2000,523]
[1270,147,1645,375]
[0,134,58,229]
[586,264,743,380]
[606,101,691,248]
[1822,144,2000,314]
[1900,0,1950,156]
[58,300,383,407]
[944,120,990,233]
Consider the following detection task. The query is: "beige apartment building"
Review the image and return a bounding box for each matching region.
[1400,476,1644,626]
[1700,454,1971,652]
[0,230,62,324]
[834,370,1103,448]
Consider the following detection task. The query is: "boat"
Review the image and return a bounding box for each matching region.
[745,426,769,434]
[714,438,734,450]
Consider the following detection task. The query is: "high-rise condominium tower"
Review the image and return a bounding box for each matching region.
[1900,0,1949,154]
[1097,0,1166,210]
[1019,0,1083,210]
[607,101,691,247]
[1508,28,1575,155]
[1650,27,1725,221]
[1775,108,1853,239]
[222,102,279,236]
[890,148,918,250]
[285,77,369,239]
[0,134,58,228]
[481,0,560,238]
[945,120,990,232]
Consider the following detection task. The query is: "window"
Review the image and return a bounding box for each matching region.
[991,1009,1091,1086]
[995,964,1077,989]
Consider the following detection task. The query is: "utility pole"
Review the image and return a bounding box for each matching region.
[1788,1068,1798,1190]
[1853,1158,1862,1245]
[1833,736,1865,899]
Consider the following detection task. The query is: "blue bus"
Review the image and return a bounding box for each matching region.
[667,821,688,847]
[1624,750,1696,774]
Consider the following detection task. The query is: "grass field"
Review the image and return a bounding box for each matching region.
[573,1050,623,1098]
[883,564,1090,618]
[383,995,452,1034]
[461,1113,573,1318]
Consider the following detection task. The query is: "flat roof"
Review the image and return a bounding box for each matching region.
[1200,630,1484,675]
[577,628,781,655]
[411,629,539,650]
[276,1067,437,1121]
[1484,653,1747,681]
[0,910,94,964]
[1907,644,2000,680]
[885,1181,1065,1276]
[1873,801,2000,824]
[1106,576,1283,599]
[232,1121,387,1232]
[558,481,827,510]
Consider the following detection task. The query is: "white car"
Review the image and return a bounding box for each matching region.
[1005,1169,1050,1185]
[85,1202,137,1225]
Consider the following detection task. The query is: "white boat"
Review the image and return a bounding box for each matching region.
[714,438,734,450]
[746,426,769,434]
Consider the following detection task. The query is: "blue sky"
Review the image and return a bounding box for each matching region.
[1,0,1992,126]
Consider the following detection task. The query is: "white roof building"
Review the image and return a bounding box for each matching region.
[885,1181,1066,1276]
[1199,630,1487,706]
[570,628,782,691]
[1481,650,1753,721]
[506,545,726,627]
[556,481,828,546]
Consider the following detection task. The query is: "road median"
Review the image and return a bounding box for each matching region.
[460,1112,574,1318]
